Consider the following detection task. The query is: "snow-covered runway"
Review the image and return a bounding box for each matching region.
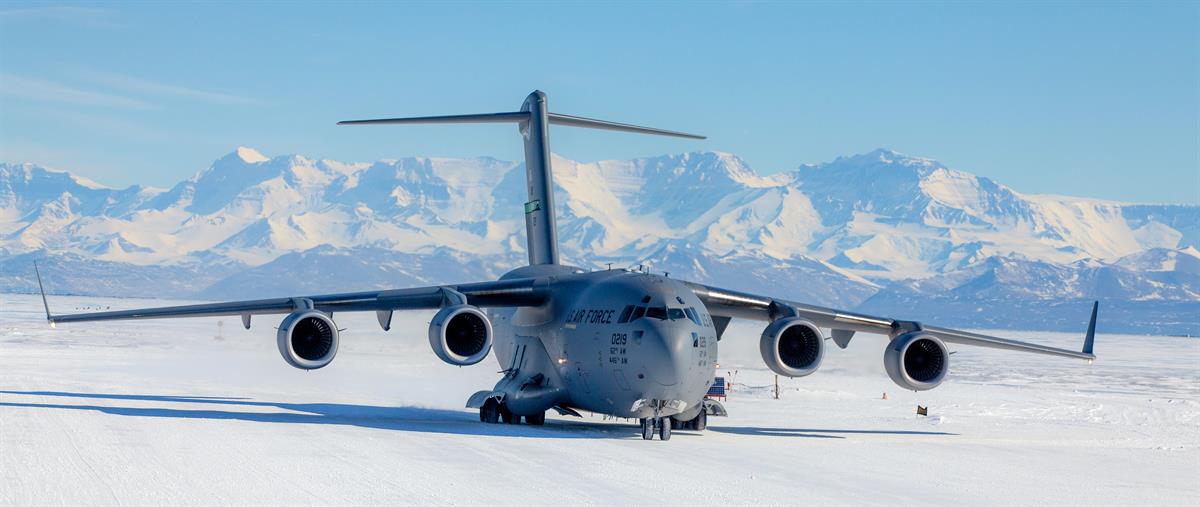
[2,294,1197,505]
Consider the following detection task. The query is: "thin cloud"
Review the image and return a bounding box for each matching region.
[0,74,154,110]
[79,70,264,106]
[0,5,124,29]
[38,109,172,142]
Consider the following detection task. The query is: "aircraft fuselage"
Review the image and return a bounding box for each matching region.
[489,266,718,420]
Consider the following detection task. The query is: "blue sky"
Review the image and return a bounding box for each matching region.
[1,1,1196,203]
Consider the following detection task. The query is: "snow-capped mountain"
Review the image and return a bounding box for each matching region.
[858,248,1200,335]
[2,148,1196,334]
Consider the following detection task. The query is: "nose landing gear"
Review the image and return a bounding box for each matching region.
[640,418,654,440]
[639,417,672,440]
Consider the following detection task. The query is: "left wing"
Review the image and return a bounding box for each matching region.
[683,281,1096,361]
[35,263,547,327]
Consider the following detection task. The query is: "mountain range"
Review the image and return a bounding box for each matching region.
[2,147,1196,334]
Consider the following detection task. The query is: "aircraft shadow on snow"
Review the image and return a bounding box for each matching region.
[0,390,956,440]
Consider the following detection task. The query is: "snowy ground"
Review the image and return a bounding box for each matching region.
[2,293,1197,506]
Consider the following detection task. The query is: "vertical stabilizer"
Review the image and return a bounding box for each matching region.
[338,91,704,266]
[518,91,559,265]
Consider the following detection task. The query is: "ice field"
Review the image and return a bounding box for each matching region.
[2,293,1197,505]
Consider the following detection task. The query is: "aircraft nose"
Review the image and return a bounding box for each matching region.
[640,323,694,387]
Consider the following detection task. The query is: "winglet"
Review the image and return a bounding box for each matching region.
[1082,300,1098,357]
[33,261,53,325]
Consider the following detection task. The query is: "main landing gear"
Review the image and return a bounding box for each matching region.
[480,399,500,423]
[480,399,545,426]
[642,410,708,440]
[673,410,706,431]
[639,417,672,441]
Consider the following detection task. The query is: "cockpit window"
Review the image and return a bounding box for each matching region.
[626,305,697,323]
[617,305,635,324]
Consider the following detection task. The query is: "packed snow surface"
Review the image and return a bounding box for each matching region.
[2,294,1197,505]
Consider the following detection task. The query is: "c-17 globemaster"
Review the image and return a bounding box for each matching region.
[35,90,1098,440]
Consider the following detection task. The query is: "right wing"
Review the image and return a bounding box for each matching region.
[35,263,547,326]
[683,280,1096,361]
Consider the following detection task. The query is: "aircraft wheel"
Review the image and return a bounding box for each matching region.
[658,417,672,441]
[481,399,500,424]
[526,411,546,426]
[500,405,519,424]
[640,418,655,440]
[693,410,707,431]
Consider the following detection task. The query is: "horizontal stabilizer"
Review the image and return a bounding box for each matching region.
[337,111,705,140]
[548,113,705,139]
[337,111,528,126]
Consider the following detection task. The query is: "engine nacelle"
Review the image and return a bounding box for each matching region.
[276,310,339,370]
[759,317,824,377]
[884,332,949,391]
[429,305,493,366]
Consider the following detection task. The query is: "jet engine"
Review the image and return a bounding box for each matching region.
[884,332,949,391]
[429,305,493,366]
[759,317,824,377]
[277,310,339,370]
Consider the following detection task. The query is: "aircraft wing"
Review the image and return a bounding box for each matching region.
[682,281,1096,361]
[36,267,547,327]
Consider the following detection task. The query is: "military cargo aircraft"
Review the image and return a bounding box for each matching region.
[35,91,1097,440]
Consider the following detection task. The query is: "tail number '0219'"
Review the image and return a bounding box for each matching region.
[608,332,629,365]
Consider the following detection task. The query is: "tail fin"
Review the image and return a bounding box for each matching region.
[338,90,705,266]
[33,261,53,325]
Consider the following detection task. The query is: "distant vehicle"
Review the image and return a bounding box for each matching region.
[36,91,1097,441]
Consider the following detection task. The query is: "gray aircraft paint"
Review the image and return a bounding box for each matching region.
[37,90,1098,435]
[483,266,718,419]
